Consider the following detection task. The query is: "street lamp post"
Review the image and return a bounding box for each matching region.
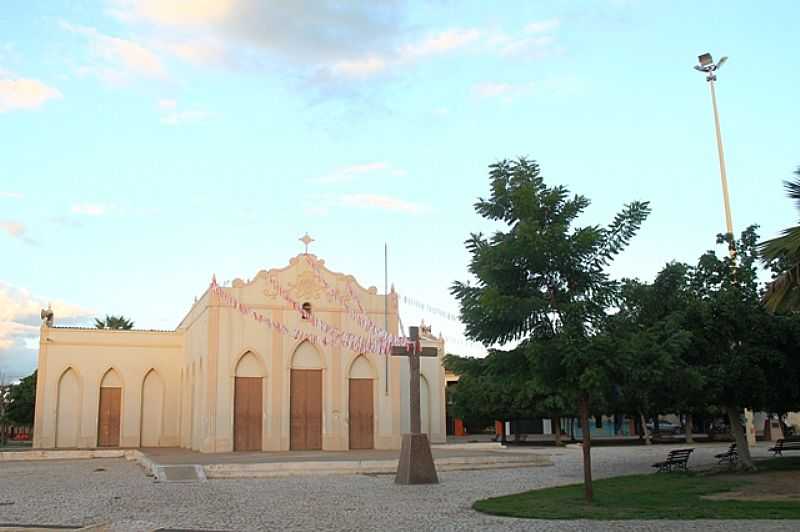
[694,53,735,251]
[694,52,756,446]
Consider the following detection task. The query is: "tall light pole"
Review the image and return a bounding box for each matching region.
[694,53,756,446]
[694,53,735,252]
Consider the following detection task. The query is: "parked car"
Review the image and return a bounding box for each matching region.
[646,419,682,435]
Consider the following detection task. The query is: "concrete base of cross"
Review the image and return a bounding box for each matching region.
[394,433,439,485]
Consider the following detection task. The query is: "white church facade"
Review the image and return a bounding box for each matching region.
[32,253,447,452]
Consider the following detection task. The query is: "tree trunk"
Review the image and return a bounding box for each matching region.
[639,412,652,445]
[724,405,756,471]
[579,396,594,503]
[552,415,563,446]
[685,413,694,444]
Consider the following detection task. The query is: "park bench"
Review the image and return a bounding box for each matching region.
[769,438,800,456]
[714,443,737,465]
[652,448,694,473]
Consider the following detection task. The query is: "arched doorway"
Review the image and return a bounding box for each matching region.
[140,369,164,447]
[98,368,122,447]
[56,368,80,448]
[290,341,322,450]
[234,352,264,451]
[348,355,374,450]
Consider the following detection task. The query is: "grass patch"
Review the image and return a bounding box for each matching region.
[474,458,800,520]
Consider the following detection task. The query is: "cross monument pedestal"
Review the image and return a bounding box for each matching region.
[391,326,439,485]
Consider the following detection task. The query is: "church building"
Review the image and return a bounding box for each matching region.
[32,251,447,452]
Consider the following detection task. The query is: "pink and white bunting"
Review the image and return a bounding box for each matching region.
[208,275,406,355]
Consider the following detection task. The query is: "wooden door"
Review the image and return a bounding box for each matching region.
[349,379,374,450]
[234,377,263,451]
[290,369,322,450]
[98,387,121,447]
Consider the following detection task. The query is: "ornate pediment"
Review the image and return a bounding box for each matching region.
[288,270,324,302]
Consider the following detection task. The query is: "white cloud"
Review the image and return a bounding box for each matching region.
[313,162,399,184]
[155,99,210,125]
[473,77,579,102]
[161,109,210,126]
[158,98,177,110]
[496,35,556,58]
[62,21,166,84]
[339,193,425,214]
[303,205,329,217]
[0,221,26,238]
[525,18,560,34]
[399,28,481,60]
[0,282,93,377]
[329,55,387,78]
[161,39,228,66]
[111,0,233,25]
[0,191,24,199]
[0,321,37,350]
[0,75,62,113]
[71,203,110,216]
[488,18,560,59]
[107,2,564,85]
[113,0,402,66]
[474,82,515,98]
[50,215,84,228]
[326,28,481,80]
[110,2,485,81]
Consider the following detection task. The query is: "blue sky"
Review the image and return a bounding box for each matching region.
[2,0,799,378]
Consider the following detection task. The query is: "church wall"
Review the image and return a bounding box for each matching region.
[422,352,448,444]
[34,254,447,452]
[33,328,182,449]
[197,255,410,452]
[214,302,269,452]
[181,305,209,451]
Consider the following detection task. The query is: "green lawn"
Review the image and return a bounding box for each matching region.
[474,458,800,520]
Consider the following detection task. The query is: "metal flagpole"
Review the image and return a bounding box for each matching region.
[384,242,389,395]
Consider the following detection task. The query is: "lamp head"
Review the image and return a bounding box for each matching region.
[698,53,714,67]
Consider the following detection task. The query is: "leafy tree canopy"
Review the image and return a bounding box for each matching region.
[95,315,135,330]
[451,157,651,500]
[759,167,800,312]
[5,370,36,426]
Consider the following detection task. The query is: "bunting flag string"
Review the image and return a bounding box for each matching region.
[267,274,405,355]
[400,295,460,323]
[209,277,402,355]
[302,254,401,345]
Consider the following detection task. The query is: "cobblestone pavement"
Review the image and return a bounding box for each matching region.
[0,443,797,531]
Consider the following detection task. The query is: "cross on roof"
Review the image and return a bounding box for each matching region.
[299,233,314,254]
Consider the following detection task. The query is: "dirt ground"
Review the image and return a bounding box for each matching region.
[704,470,800,501]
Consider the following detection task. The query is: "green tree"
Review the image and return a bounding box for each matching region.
[759,167,800,311]
[612,264,701,444]
[759,313,800,429]
[687,227,779,470]
[444,350,573,445]
[452,158,650,501]
[6,370,37,427]
[94,315,135,330]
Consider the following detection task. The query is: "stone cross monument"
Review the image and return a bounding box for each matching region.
[391,325,439,484]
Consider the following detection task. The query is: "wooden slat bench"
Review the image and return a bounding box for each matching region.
[652,448,694,472]
[769,438,800,456]
[714,443,737,465]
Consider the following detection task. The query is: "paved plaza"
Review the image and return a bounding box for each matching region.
[1,443,798,531]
